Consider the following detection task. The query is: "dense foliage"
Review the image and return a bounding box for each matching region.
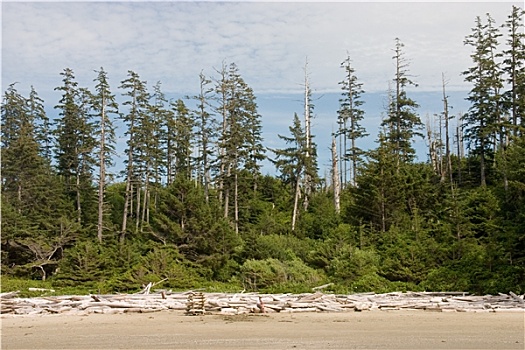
[2,7,524,295]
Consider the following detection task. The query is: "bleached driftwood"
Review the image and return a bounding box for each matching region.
[1,290,524,316]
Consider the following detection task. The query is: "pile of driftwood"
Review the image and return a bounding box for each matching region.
[1,290,524,316]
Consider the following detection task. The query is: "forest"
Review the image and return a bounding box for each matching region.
[2,6,524,296]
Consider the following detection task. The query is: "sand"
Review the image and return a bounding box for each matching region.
[1,310,524,349]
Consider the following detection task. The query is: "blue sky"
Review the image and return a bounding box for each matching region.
[1,1,520,176]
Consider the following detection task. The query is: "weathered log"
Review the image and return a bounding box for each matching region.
[0,291,20,299]
[509,292,525,304]
[1,291,524,316]
[28,287,55,293]
[312,283,334,291]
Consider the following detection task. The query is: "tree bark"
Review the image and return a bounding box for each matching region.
[331,137,341,214]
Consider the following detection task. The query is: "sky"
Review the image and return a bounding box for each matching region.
[1,0,521,176]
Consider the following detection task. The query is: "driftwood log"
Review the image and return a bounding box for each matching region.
[1,290,524,316]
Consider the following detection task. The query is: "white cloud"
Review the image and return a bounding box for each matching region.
[3,1,519,98]
[2,0,521,174]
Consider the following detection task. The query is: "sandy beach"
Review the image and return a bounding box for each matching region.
[1,310,523,350]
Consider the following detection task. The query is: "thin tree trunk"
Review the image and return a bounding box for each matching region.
[97,93,106,243]
[135,182,141,233]
[426,119,439,174]
[223,163,231,219]
[380,165,386,233]
[456,124,463,186]
[218,65,228,206]
[121,108,135,242]
[121,179,130,242]
[76,172,81,224]
[338,126,344,188]
[480,120,486,187]
[395,47,401,168]
[443,74,453,184]
[292,172,301,232]
[141,172,149,233]
[234,165,239,234]
[17,184,22,214]
[303,59,312,211]
[331,137,341,214]
[344,117,348,186]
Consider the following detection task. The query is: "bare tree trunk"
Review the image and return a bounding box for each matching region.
[76,172,81,224]
[443,74,453,184]
[338,127,344,188]
[426,119,437,173]
[223,163,231,219]
[17,185,22,214]
[331,137,341,214]
[480,120,486,187]
[217,64,228,206]
[121,112,135,242]
[456,124,463,186]
[97,93,106,243]
[135,182,141,233]
[147,189,151,224]
[438,106,444,182]
[292,172,301,232]
[344,117,348,186]
[303,58,312,211]
[234,165,239,234]
[121,179,130,242]
[141,171,149,233]
[380,165,386,233]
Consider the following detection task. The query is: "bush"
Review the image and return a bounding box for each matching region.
[241,233,315,262]
[239,258,325,292]
[0,275,92,297]
[349,273,393,293]
[327,247,380,282]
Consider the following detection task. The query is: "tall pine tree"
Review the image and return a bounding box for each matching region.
[337,55,367,186]
[92,67,118,242]
[381,38,422,165]
[501,6,525,136]
[119,70,149,239]
[462,14,503,186]
[54,68,97,225]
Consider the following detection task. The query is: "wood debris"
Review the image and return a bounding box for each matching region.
[1,290,523,317]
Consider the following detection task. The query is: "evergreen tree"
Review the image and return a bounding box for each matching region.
[214,62,230,208]
[381,38,423,164]
[148,81,169,187]
[352,129,399,233]
[28,86,52,162]
[462,14,504,186]
[92,67,118,242]
[54,68,97,225]
[337,55,367,186]
[501,5,525,136]
[119,70,149,239]
[190,71,215,202]
[2,84,46,213]
[272,113,308,232]
[169,98,194,179]
[1,84,75,279]
[164,101,177,186]
[215,63,265,233]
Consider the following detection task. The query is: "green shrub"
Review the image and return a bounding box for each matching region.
[239,258,325,292]
[327,247,380,282]
[350,273,393,293]
[0,275,92,297]
[241,233,315,262]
